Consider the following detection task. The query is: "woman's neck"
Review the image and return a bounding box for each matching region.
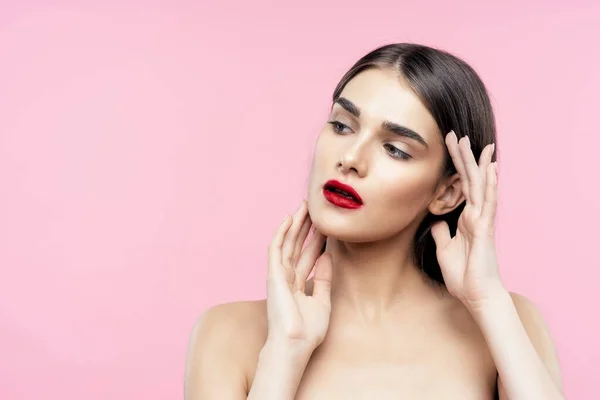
[325,232,443,325]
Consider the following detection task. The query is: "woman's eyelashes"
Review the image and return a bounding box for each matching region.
[328,120,411,160]
[327,120,351,134]
[384,143,411,160]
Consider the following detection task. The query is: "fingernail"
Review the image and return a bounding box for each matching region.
[465,135,471,147]
[491,143,496,153]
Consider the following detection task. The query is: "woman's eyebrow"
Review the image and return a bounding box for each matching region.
[381,121,429,148]
[333,97,360,118]
[333,97,428,148]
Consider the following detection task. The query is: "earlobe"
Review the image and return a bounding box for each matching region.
[428,174,465,216]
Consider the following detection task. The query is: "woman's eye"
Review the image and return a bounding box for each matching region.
[384,144,411,160]
[327,121,351,134]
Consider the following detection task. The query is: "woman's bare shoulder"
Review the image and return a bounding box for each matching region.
[185,300,269,397]
[189,299,269,354]
[198,300,267,327]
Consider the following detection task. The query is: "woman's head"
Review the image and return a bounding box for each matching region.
[306,43,497,284]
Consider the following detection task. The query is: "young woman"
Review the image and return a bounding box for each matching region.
[184,43,564,399]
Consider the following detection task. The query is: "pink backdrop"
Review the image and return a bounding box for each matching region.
[1,1,598,399]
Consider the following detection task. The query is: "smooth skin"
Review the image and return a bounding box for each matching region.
[185,69,563,400]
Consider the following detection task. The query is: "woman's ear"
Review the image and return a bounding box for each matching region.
[428,173,465,216]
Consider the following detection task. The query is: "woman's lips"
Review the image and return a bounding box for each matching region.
[322,180,363,209]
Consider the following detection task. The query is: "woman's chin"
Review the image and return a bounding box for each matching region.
[308,196,381,242]
[310,218,376,244]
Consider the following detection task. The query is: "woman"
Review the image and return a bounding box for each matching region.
[184,43,564,399]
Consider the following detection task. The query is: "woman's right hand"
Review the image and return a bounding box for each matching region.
[266,200,333,353]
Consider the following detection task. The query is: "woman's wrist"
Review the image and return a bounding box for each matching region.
[464,280,511,322]
[260,337,315,367]
[468,285,514,329]
[247,339,314,400]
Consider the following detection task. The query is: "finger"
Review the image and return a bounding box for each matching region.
[476,144,493,201]
[445,131,471,204]
[459,136,483,206]
[292,214,312,266]
[268,215,293,277]
[312,252,333,306]
[295,231,327,283]
[477,144,494,206]
[281,201,308,267]
[478,143,494,176]
[431,221,452,251]
[481,162,498,223]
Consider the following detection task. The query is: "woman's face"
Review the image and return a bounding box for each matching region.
[307,68,450,243]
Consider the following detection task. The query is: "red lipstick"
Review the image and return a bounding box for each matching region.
[322,180,363,209]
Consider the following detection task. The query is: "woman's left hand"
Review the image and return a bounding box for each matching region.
[431,131,504,312]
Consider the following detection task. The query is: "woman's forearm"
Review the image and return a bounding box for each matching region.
[247,340,312,400]
[471,286,563,400]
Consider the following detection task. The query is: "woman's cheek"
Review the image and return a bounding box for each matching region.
[378,171,431,206]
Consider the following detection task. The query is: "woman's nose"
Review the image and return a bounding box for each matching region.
[338,142,368,178]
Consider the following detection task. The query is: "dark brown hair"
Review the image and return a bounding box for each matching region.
[330,43,497,285]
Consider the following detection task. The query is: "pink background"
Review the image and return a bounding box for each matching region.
[1,1,599,399]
